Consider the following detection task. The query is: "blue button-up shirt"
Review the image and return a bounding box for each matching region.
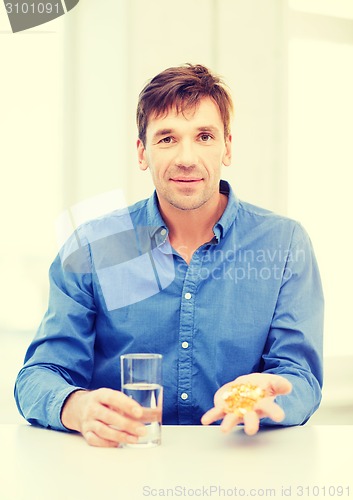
[15,181,323,430]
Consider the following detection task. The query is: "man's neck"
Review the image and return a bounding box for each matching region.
[158,193,228,263]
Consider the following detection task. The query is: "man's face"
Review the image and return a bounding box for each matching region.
[137,97,232,212]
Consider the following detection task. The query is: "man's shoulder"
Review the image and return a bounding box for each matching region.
[236,199,308,246]
[238,199,297,226]
[58,197,151,268]
[79,197,149,232]
[59,198,150,252]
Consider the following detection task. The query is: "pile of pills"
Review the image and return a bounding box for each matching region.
[222,383,265,417]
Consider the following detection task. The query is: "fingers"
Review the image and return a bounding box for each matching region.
[84,428,139,448]
[201,406,225,426]
[84,431,117,448]
[254,398,285,423]
[201,408,244,435]
[91,404,146,435]
[201,407,244,433]
[202,400,285,437]
[243,411,260,436]
[99,389,144,419]
[139,407,162,424]
[241,398,285,436]
[220,413,242,433]
[82,418,146,448]
[74,388,149,447]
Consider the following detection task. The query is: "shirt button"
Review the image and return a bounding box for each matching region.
[181,341,189,349]
[184,292,192,300]
[181,392,188,400]
[160,228,167,236]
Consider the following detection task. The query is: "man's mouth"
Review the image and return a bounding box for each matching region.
[170,178,203,183]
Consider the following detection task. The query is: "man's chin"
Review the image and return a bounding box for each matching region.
[168,197,208,211]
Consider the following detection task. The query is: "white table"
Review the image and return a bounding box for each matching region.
[0,424,351,500]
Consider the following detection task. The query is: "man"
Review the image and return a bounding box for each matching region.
[15,64,323,447]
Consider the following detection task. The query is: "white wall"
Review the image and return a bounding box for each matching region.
[66,0,287,214]
[287,4,353,358]
[0,12,65,332]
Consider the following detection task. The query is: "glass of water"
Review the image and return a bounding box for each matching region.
[120,353,163,448]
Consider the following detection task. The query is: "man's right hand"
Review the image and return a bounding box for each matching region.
[61,388,148,447]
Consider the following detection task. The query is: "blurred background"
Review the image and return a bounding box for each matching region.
[1,0,352,423]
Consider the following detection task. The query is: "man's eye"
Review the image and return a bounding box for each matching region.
[160,137,174,144]
[200,134,212,142]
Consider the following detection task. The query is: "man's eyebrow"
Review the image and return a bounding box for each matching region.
[197,126,220,133]
[152,128,173,140]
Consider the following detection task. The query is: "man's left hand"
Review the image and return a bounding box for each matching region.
[201,373,292,436]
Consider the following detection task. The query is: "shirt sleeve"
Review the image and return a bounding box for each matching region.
[14,231,96,431]
[260,222,324,426]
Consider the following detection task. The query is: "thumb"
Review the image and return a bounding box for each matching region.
[270,375,292,396]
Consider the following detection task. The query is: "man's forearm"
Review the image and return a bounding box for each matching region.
[15,365,85,431]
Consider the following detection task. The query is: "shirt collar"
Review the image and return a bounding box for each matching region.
[146,179,239,243]
[213,180,239,241]
[146,192,167,242]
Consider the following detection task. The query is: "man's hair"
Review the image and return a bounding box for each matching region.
[136,63,234,145]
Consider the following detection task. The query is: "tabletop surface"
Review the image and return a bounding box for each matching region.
[1,424,352,500]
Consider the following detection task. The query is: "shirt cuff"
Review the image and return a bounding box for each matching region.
[48,386,85,432]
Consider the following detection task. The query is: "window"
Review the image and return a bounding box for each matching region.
[287,1,353,356]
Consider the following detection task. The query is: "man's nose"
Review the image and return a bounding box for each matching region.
[174,140,197,168]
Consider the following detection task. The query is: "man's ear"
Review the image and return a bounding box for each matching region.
[222,134,232,167]
[137,139,148,171]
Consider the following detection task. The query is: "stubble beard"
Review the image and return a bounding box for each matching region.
[161,184,217,212]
